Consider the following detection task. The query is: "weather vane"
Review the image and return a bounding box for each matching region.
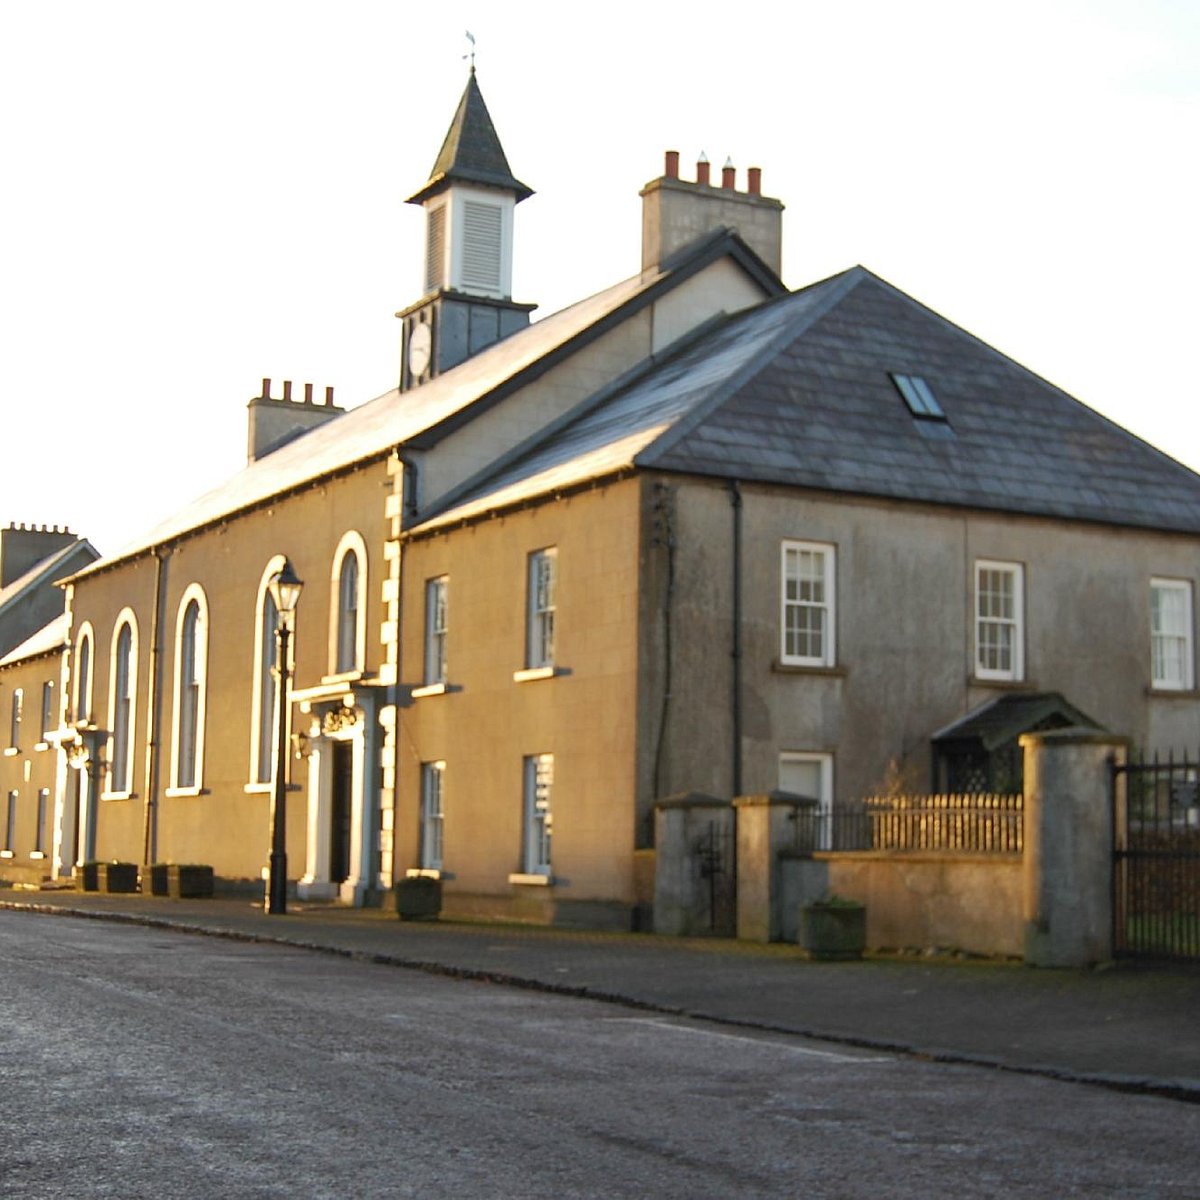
[464,30,476,72]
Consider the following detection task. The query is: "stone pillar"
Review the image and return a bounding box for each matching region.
[1020,728,1127,968]
[653,793,731,936]
[734,790,810,942]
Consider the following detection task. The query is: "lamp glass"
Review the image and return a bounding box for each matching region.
[269,561,304,616]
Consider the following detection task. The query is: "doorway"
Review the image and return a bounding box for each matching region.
[330,741,353,885]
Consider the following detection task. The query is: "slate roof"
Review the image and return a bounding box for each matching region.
[0,611,69,667]
[931,693,1104,751]
[407,70,533,205]
[420,267,1200,535]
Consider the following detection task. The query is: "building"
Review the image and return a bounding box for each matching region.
[37,70,1200,925]
[0,526,99,885]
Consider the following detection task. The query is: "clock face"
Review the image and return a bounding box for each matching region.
[408,321,432,378]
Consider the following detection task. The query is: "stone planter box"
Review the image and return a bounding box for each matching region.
[799,901,866,961]
[169,864,214,899]
[98,862,139,894]
[143,864,169,896]
[76,862,100,892]
[396,876,442,921]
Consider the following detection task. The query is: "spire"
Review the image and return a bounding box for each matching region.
[407,71,533,206]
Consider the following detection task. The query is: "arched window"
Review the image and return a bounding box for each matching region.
[336,553,359,673]
[251,556,286,786]
[328,532,367,676]
[171,586,208,791]
[108,613,138,795]
[74,625,94,723]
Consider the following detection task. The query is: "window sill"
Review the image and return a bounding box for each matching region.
[100,791,136,802]
[513,666,568,684]
[508,871,552,886]
[34,741,50,753]
[30,851,45,860]
[243,782,300,794]
[165,786,208,798]
[968,676,1035,690]
[321,669,365,686]
[0,850,12,859]
[411,682,454,699]
[1146,685,1200,698]
[3,747,18,758]
[772,660,845,677]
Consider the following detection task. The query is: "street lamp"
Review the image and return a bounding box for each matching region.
[266,559,303,914]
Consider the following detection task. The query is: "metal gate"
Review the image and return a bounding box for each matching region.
[1111,752,1200,961]
[693,819,736,937]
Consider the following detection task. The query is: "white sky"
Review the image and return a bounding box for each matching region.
[1,0,1197,556]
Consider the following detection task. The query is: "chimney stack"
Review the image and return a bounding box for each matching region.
[639,148,784,277]
[246,378,346,463]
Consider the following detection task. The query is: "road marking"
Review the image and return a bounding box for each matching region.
[615,1018,890,1062]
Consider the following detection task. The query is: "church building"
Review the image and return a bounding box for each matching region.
[14,69,1200,926]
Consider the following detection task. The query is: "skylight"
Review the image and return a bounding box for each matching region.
[891,373,946,421]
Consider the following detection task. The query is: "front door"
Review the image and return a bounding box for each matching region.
[330,741,353,885]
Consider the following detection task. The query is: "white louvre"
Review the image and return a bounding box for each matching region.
[460,200,503,292]
[424,204,446,293]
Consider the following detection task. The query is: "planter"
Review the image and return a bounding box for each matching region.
[143,864,169,896]
[799,901,866,961]
[396,876,442,921]
[168,864,214,899]
[75,862,100,892]
[98,862,139,894]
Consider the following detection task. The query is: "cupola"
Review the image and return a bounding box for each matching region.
[398,69,536,391]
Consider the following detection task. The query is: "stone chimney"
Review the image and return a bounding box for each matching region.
[640,150,784,276]
[247,379,345,463]
[0,523,76,587]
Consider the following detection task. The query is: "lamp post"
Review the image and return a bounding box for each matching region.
[266,560,303,915]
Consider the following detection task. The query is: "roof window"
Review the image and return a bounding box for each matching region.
[891,373,946,421]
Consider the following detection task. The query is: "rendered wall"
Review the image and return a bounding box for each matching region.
[781,852,1024,957]
[65,461,390,882]
[641,474,1200,816]
[398,479,641,925]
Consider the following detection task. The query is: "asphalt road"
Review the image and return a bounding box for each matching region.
[1,914,1196,1199]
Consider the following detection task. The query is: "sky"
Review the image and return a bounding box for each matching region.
[1,1,1197,556]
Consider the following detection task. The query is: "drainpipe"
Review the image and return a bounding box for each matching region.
[390,453,418,890]
[140,547,167,870]
[728,481,743,797]
[651,483,676,814]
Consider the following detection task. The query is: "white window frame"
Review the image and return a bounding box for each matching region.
[249,555,287,788]
[780,540,836,668]
[526,548,557,670]
[779,751,835,850]
[169,584,209,793]
[419,760,445,872]
[1,790,14,856]
[106,610,139,797]
[424,576,448,686]
[39,680,54,742]
[522,753,553,877]
[9,688,22,749]
[974,560,1024,682]
[1151,577,1194,691]
[33,788,48,857]
[73,623,94,724]
[328,531,368,677]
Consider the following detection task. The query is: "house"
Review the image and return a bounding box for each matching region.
[0,525,99,885]
[41,70,1200,926]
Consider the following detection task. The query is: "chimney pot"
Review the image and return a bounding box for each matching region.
[325,386,335,406]
[747,167,762,195]
[722,157,736,190]
[696,152,710,186]
[664,150,679,179]
[283,380,293,402]
[304,382,314,405]
[261,377,271,400]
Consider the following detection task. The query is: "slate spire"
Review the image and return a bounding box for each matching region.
[407,69,533,206]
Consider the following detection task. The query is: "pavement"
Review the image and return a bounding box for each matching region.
[3,886,1198,1104]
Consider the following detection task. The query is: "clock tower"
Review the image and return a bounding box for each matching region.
[398,69,536,391]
